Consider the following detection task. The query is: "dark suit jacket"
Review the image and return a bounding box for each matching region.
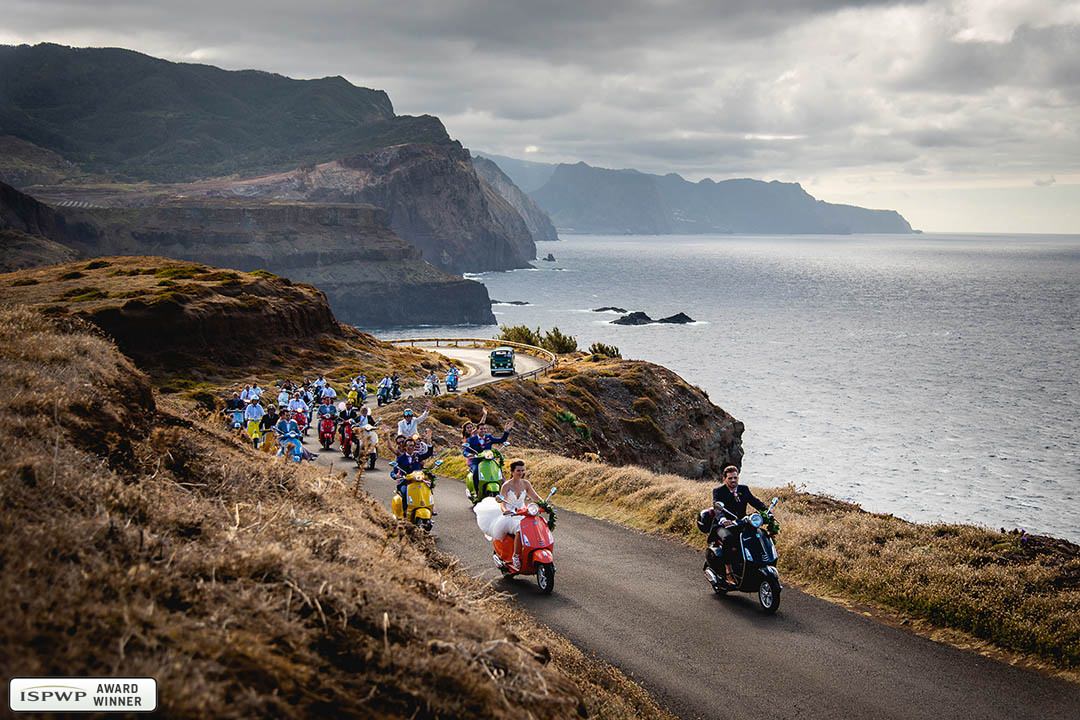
[712,484,766,520]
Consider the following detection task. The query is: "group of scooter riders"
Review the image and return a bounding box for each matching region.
[222,367,781,606]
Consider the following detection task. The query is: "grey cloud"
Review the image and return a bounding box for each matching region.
[1,0,1078,206]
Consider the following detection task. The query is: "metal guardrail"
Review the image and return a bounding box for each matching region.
[385,337,558,386]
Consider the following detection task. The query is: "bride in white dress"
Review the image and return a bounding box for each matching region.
[474,488,526,541]
[473,459,544,569]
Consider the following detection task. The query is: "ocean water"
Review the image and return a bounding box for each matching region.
[378,234,1080,541]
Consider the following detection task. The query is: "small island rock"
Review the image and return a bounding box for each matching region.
[657,312,695,324]
[593,306,628,313]
[612,311,654,326]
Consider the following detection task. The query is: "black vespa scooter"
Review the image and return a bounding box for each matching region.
[701,497,783,613]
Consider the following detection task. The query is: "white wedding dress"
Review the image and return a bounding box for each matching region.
[474,488,526,541]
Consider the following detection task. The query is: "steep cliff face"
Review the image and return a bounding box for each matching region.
[53,200,496,328]
[183,143,536,272]
[0,44,538,274]
[473,156,559,242]
[2,182,495,328]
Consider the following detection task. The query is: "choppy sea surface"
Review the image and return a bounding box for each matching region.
[377,233,1080,541]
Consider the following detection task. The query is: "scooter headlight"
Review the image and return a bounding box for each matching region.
[750,513,764,528]
[527,503,540,516]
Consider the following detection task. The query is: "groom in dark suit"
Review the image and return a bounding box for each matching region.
[712,465,767,519]
[711,465,767,583]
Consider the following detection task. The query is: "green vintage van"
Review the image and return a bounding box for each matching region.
[489,347,516,376]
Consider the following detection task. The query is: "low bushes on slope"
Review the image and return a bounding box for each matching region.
[0,307,673,719]
[437,449,1080,670]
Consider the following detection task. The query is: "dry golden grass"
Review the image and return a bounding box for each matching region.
[0,307,674,719]
[437,449,1080,670]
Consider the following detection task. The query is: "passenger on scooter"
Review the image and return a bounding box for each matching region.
[356,405,376,428]
[317,397,337,419]
[260,405,280,435]
[225,391,244,412]
[394,431,434,513]
[474,459,543,572]
[276,387,290,407]
[320,383,338,403]
[397,406,429,437]
[287,393,308,415]
[243,397,265,442]
[711,465,767,583]
[274,412,299,437]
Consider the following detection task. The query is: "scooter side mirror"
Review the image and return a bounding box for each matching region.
[546,487,557,501]
[769,497,779,510]
[434,460,444,467]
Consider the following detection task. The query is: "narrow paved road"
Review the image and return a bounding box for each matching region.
[305,347,1080,720]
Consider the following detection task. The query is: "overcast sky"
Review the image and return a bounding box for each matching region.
[3,0,1079,232]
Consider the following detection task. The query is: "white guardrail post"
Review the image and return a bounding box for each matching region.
[384,337,558,387]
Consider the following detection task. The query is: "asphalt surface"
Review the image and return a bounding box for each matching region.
[305,347,1080,720]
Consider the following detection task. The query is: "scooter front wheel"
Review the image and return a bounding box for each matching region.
[758,576,781,614]
[536,563,555,594]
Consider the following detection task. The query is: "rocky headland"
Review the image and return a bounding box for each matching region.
[0,44,544,276]
[429,355,743,479]
[2,182,495,328]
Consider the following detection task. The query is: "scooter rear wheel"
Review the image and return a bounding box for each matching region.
[536,563,555,594]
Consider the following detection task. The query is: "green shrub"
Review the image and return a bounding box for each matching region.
[154,265,203,280]
[63,287,108,302]
[59,271,85,280]
[11,278,38,287]
[555,409,591,441]
[497,324,542,346]
[84,260,111,270]
[541,327,578,354]
[588,342,621,358]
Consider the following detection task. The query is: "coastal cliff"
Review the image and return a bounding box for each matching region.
[430,355,743,479]
[1,183,496,328]
[473,156,559,242]
[0,44,539,274]
[188,143,536,273]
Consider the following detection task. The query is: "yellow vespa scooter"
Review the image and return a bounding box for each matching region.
[391,460,442,532]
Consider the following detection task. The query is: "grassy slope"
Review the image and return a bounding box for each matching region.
[0,307,673,719]
[432,442,1080,672]
[0,256,457,394]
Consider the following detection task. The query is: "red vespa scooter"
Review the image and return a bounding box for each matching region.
[492,487,558,594]
[317,415,336,450]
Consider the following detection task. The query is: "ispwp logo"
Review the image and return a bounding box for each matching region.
[9,677,157,712]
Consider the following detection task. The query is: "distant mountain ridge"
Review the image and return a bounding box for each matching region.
[486,156,914,235]
[0,43,449,182]
[0,43,542,273]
